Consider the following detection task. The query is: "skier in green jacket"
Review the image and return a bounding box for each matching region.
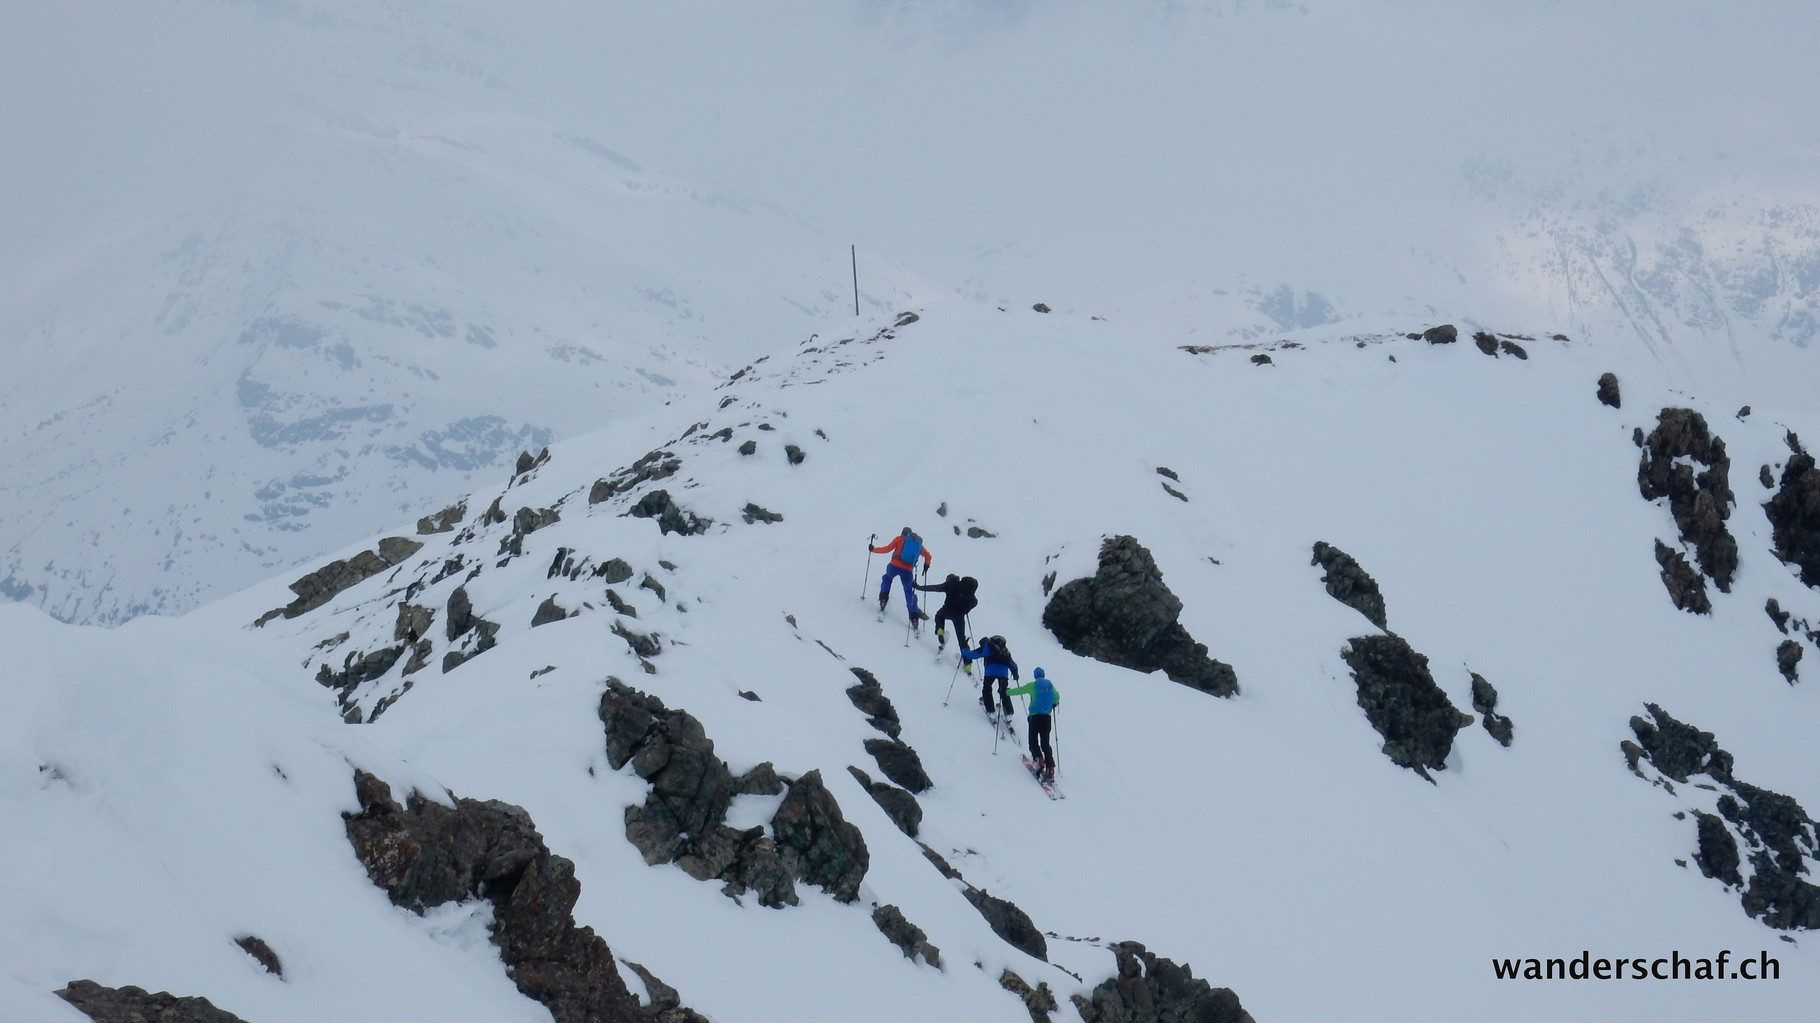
[1005,668,1060,783]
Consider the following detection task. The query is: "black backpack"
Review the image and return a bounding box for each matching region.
[984,635,1011,664]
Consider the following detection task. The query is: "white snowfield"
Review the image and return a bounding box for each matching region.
[4,0,1819,624]
[3,301,1817,1021]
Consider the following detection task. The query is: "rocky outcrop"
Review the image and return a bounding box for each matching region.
[1043,536,1239,697]
[1421,324,1457,344]
[964,888,1047,961]
[862,737,932,794]
[873,904,941,968]
[1000,970,1058,1023]
[1311,541,1387,629]
[1653,540,1712,614]
[1778,640,1803,684]
[343,770,705,1023]
[417,499,467,535]
[1339,635,1474,777]
[443,584,500,672]
[1639,408,1738,595]
[1626,704,1820,930]
[1764,433,1820,589]
[845,668,902,738]
[532,596,572,627]
[741,503,783,524]
[57,981,249,1023]
[771,769,870,904]
[847,766,922,838]
[1597,372,1622,409]
[589,450,681,506]
[628,490,711,536]
[1071,941,1254,1023]
[235,935,282,977]
[256,536,423,624]
[598,680,797,908]
[1469,672,1514,747]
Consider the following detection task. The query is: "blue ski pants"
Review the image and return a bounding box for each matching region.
[879,564,920,615]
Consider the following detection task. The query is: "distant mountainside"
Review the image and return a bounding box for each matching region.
[4,0,1817,630]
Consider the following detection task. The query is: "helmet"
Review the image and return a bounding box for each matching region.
[1033,667,1045,678]
[901,526,913,535]
[945,573,959,585]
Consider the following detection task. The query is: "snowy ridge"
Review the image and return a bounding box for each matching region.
[6,300,1819,1020]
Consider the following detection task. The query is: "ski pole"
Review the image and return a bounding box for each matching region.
[944,654,962,706]
[862,534,876,601]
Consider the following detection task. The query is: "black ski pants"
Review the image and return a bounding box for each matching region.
[1027,713,1054,771]
[980,674,1012,717]
[934,607,968,650]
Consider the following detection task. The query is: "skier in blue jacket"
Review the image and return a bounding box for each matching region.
[962,635,1019,726]
[1005,668,1061,783]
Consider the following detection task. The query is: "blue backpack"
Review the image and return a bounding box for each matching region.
[899,533,923,566]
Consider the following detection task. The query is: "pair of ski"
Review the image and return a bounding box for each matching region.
[1021,755,1063,800]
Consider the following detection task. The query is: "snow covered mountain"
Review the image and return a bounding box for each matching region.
[5,0,1820,625]
[5,300,1818,1021]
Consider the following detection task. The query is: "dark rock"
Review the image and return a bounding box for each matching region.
[1763,436,1820,589]
[734,762,783,796]
[1627,704,1733,784]
[533,596,570,627]
[1597,373,1621,408]
[417,500,467,535]
[316,643,405,696]
[1693,810,1743,887]
[873,904,941,967]
[847,766,922,838]
[615,618,666,655]
[628,490,711,536]
[56,980,249,1023]
[1639,408,1737,593]
[514,506,561,536]
[1762,464,1776,488]
[1311,541,1387,629]
[964,888,1047,961]
[1422,324,1457,344]
[863,737,932,794]
[1339,634,1474,776]
[447,585,476,642]
[1653,540,1712,614]
[235,934,282,977]
[263,537,424,621]
[1033,303,1051,313]
[640,573,666,602]
[1043,536,1239,697]
[1000,970,1059,1023]
[741,503,783,524]
[770,769,869,903]
[895,311,920,326]
[1473,331,1499,355]
[605,589,637,618]
[598,558,635,585]
[1156,467,1179,481]
[1777,640,1803,684]
[738,690,761,702]
[342,770,683,1023]
[1160,482,1188,502]
[967,525,1000,537]
[1469,672,1514,747]
[1250,353,1272,366]
[785,445,806,465]
[598,681,797,908]
[738,439,757,455]
[845,667,902,738]
[1499,339,1528,359]
[589,449,681,506]
[1738,406,1752,419]
[1767,598,1791,633]
[1071,941,1254,1023]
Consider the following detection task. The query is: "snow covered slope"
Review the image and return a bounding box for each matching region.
[5,301,1817,1021]
[6,0,1820,624]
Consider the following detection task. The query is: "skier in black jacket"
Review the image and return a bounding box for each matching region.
[914,574,978,655]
